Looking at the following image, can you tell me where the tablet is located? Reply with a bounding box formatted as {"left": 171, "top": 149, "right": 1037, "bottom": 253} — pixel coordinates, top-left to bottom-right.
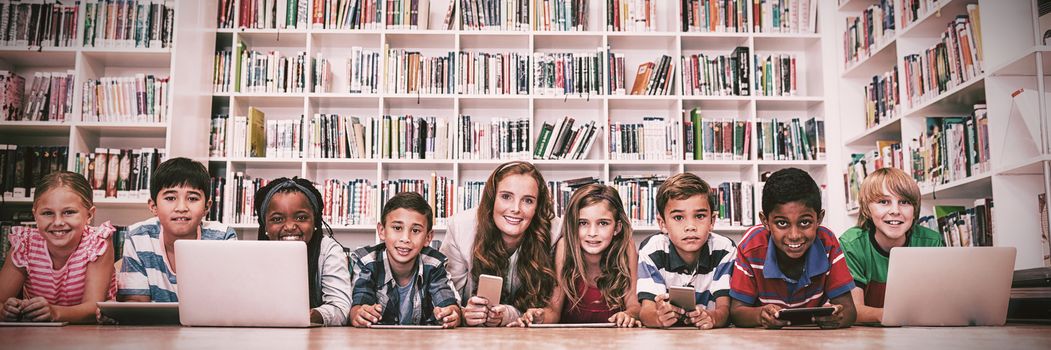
{"left": 0, "top": 321, "right": 67, "bottom": 327}
{"left": 369, "top": 324, "right": 445, "bottom": 329}
{"left": 776, "top": 306, "right": 836, "bottom": 325}
{"left": 97, "top": 301, "right": 180, "bottom": 325}
{"left": 528, "top": 323, "right": 616, "bottom": 328}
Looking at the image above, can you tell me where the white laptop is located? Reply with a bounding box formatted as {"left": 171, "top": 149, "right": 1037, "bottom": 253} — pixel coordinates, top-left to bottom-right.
{"left": 881, "top": 247, "right": 1016, "bottom": 327}
{"left": 175, "top": 240, "right": 321, "bottom": 327}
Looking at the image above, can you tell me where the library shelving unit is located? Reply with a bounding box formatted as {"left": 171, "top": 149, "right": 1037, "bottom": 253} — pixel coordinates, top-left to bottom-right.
{"left": 0, "top": 1, "right": 192, "bottom": 228}
{"left": 834, "top": 0, "right": 1051, "bottom": 268}
{"left": 163, "top": 0, "right": 833, "bottom": 251}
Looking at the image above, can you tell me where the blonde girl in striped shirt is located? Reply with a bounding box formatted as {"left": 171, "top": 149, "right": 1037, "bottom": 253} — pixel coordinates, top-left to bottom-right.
{"left": 0, "top": 171, "right": 116, "bottom": 323}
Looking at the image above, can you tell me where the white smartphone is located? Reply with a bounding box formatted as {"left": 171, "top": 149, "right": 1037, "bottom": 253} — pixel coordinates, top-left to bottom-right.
{"left": 668, "top": 286, "right": 697, "bottom": 311}
{"left": 476, "top": 274, "right": 503, "bottom": 305}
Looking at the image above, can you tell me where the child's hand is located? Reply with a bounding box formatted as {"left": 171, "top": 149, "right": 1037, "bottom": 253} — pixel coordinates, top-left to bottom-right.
{"left": 433, "top": 305, "right": 460, "bottom": 328}
{"left": 2, "top": 298, "right": 21, "bottom": 321}
{"left": 484, "top": 304, "right": 508, "bottom": 327}
{"left": 95, "top": 307, "right": 118, "bottom": 325}
{"left": 814, "top": 304, "right": 845, "bottom": 329}
{"left": 758, "top": 304, "right": 788, "bottom": 329}
{"left": 654, "top": 294, "right": 685, "bottom": 328}
{"left": 508, "top": 308, "right": 544, "bottom": 327}
{"left": 352, "top": 304, "right": 383, "bottom": 327}
{"left": 20, "top": 297, "right": 53, "bottom": 322}
{"left": 686, "top": 306, "right": 715, "bottom": 329}
{"left": 463, "top": 296, "right": 490, "bottom": 326}
{"left": 608, "top": 311, "right": 641, "bottom": 328}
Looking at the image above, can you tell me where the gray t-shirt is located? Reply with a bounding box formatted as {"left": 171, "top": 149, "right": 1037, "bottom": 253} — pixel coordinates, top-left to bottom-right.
{"left": 397, "top": 277, "right": 416, "bottom": 325}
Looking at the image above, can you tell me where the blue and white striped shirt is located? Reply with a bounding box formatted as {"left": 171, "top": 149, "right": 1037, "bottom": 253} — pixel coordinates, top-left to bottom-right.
{"left": 117, "top": 217, "right": 236, "bottom": 302}
{"left": 636, "top": 232, "right": 736, "bottom": 310}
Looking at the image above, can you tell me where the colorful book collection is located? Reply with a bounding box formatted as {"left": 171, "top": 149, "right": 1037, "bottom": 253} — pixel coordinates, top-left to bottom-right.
{"left": 613, "top": 174, "right": 664, "bottom": 226}
{"left": 385, "top": 0, "right": 431, "bottom": 29}
{"left": 455, "top": 0, "right": 531, "bottom": 31}
{"left": 0, "top": 145, "right": 68, "bottom": 199}
{"left": 901, "top": 5, "right": 983, "bottom": 109}
{"left": 532, "top": 48, "right": 611, "bottom": 96}
{"left": 310, "top": 0, "right": 383, "bottom": 29}
{"left": 756, "top": 117, "right": 823, "bottom": 161}
{"left": 864, "top": 66, "right": 899, "bottom": 129}
{"left": 844, "top": 140, "right": 904, "bottom": 212}
{"left": 609, "top": 117, "right": 681, "bottom": 161}
{"left": 681, "top": 47, "right": 750, "bottom": 96}
{"left": 221, "top": 0, "right": 310, "bottom": 29}
{"left": 0, "top": 71, "right": 75, "bottom": 122}
{"left": 236, "top": 48, "right": 312, "bottom": 93}
{"left": 680, "top": 0, "right": 817, "bottom": 33}
{"left": 384, "top": 47, "right": 456, "bottom": 94}
{"left": 381, "top": 176, "right": 456, "bottom": 225}
{"left": 348, "top": 47, "right": 381, "bottom": 93}
{"left": 842, "top": 0, "right": 896, "bottom": 67}
{"left": 712, "top": 181, "right": 755, "bottom": 227}
{"left": 231, "top": 172, "right": 270, "bottom": 224}
{"left": 533, "top": 116, "right": 601, "bottom": 160}
{"left": 82, "top": 0, "right": 175, "bottom": 49}
{"left": 629, "top": 55, "right": 675, "bottom": 96}
{"left": 899, "top": 0, "right": 952, "bottom": 30}
{"left": 0, "top": 2, "right": 79, "bottom": 48}
{"left": 458, "top": 180, "right": 485, "bottom": 211}
{"left": 82, "top": 74, "right": 170, "bottom": 123}
{"left": 682, "top": 108, "right": 752, "bottom": 161}
{"left": 321, "top": 178, "right": 377, "bottom": 226}
{"left": 457, "top": 51, "right": 531, "bottom": 95}
{"left": 909, "top": 104, "right": 990, "bottom": 189}
{"left": 71, "top": 147, "right": 165, "bottom": 200}
{"left": 608, "top": 0, "right": 655, "bottom": 32}
{"left": 753, "top": 53, "right": 798, "bottom": 97}
{"left": 208, "top": 176, "right": 226, "bottom": 222}
{"left": 531, "top": 0, "right": 590, "bottom": 31}
{"left": 547, "top": 176, "right": 602, "bottom": 216}
{"left": 917, "top": 200, "right": 994, "bottom": 248}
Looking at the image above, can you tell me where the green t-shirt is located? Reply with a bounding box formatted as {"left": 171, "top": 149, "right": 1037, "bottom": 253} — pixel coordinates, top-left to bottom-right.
{"left": 839, "top": 224, "right": 944, "bottom": 307}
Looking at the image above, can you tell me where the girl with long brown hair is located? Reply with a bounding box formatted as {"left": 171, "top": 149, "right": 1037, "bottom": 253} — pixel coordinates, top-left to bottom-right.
{"left": 439, "top": 161, "right": 558, "bottom": 326}
{"left": 510, "top": 184, "right": 641, "bottom": 327}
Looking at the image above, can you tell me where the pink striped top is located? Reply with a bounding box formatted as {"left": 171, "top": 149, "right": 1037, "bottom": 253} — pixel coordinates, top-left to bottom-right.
{"left": 9, "top": 222, "right": 117, "bottom": 306}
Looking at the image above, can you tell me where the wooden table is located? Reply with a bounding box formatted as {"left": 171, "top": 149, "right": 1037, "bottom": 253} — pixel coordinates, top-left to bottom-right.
{"left": 3, "top": 324, "right": 1051, "bottom": 349}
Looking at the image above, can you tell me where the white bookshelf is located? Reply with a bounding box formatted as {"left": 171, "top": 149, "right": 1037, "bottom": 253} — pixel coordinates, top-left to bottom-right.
{"left": 0, "top": 1, "right": 190, "bottom": 227}
{"left": 833, "top": 0, "right": 1051, "bottom": 269}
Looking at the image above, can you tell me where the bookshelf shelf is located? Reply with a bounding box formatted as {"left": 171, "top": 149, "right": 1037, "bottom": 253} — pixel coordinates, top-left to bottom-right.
{"left": 842, "top": 38, "right": 898, "bottom": 79}
{"left": 920, "top": 172, "right": 993, "bottom": 199}
{"left": 0, "top": 121, "right": 72, "bottom": 136}
{"left": 996, "top": 156, "right": 1051, "bottom": 176}
{"left": 845, "top": 116, "right": 902, "bottom": 147}
{"left": 0, "top": 196, "right": 33, "bottom": 204}
{"left": 838, "top": 0, "right": 879, "bottom": 12}
{"left": 0, "top": 50, "right": 76, "bottom": 67}
{"left": 92, "top": 197, "right": 151, "bottom": 206}
{"left": 903, "top": 74, "right": 987, "bottom": 118}
{"left": 897, "top": 0, "right": 975, "bottom": 39}
{"left": 988, "top": 46, "right": 1051, "bottom": 77}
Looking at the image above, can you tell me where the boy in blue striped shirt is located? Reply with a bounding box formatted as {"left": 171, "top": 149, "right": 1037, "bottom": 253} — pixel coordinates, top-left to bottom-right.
{"left": 350, "top": 192, "right": 462, "bottom": 327}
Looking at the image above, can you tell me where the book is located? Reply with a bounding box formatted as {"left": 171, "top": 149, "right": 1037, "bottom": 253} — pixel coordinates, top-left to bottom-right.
{"left": 246, "top": 107, "right": 267, "bottom": 157}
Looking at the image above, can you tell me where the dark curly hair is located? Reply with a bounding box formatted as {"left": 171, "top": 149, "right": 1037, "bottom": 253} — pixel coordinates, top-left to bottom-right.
{"left": 761, "top": 167, "right": 822, "bottom": 215}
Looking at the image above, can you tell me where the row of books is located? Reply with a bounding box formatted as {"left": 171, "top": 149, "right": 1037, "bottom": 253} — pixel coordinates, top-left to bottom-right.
{"left": 213, "top": 111, "right": 533, "bottom": 160}
{"left": 842, "top": 0, "right": 895, "bottom": 67}
{"left": 82, "top": 0, "right": 175, "bottom": 49}
{"left": 629, "top": 55, "right": 674, "bottom": 96}
{"left": 753, "top": 53, "right": 798, "bottom": 97}
{"left": 681, "top": 47, "right": 750, "bottom": 96}
{"left": 81, "top": 74, "right": 170, "bottom": 123}
{"left": 609, "top": 117, "right": 679, "bottom": 161}
{"left": 683, "top": 110, "right": 751, "bottom": 161}
{"left": 533, "top": 49, "right": 609, "bottom": 96}
{"left": 910, "top": 105, "right": 991, "bottom": 189}
{"left": 0, "top": 2, "right": 78, "bottom": 48}
{"left": 864, "top": 66, "right": 899, "bottom": 130}
{"left": 458, "top": 180, "right": 485, "bottom": 212}
{"left": 756, "top": 117, "right": 823, "bottom": 161}
{"left": 533, "top": 116, "right": 601, "bottom": 160}
{"left": 457, "top": 51, "right": 532, "bottom": 95}
{"left": 0, "top": 71, "right": 75, "bottom": 122}
{"left": 899, "top": 0, "right": 950, "bottom": 31}
{"left": 230, "top": 172, "right": 270, "bottom": 224}
{"left": 222, "top": 0, "right": 311, "bottom": 30}
{"left": 680, "top": 0, "right": 817, "bottom": 34}
{"left": 843, "top": 140, "right": 904, "bottom": 211}
{"left": 71, "top": 148, "right": 165, "bottom": 200}
{"left": 548, "top": 176, "right": 602, "bottom": 216}
{"left": 901, "top": 5, "right": 983, "bottom": 109}
{"left": 321, "top": 178, "right": 378, "bottom": 226}
{"left": 0, "top": 145, "right": 68, "bottom": 199}
{"left": 712, "top": 180, "right": 755, "bottom": 227}
{"left": 234, "top": 48, "right": 312, "bottom": 94}
{"left": 380, "top": 176, "right": 457, "bottom": 224}
{"left": 384, "top": 48, "right": 456, "bottom": 94}
{"left": 613, "top": 175, "right": 663, "bottom": 226}
{"left": 608, "top": 0, "right": 655, "bottom": 32}
{"left": 384, "top": 0, "right": 431, "bottom": 29}
{"left": 309, "top": 0, "right": 382, "bottom": 29}
{"left": 917, "top": 200, "right": 994, "bottom": 248}
{"left": 208, "top": 176, "right": 226, "bottom": 222}
{"left": 314, "top": 55, "right": 334, "bottom": 93}
{"left": 348, "top": 47, "right": 381, "bottom": 93}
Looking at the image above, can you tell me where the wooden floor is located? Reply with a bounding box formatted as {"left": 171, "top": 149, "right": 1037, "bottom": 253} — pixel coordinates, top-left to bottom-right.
{"left": 3, "top": 324, "right": 1051, "bottom": 349}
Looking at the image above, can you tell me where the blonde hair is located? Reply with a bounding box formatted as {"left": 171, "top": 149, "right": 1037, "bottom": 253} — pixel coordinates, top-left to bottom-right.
{"left": 857, "top": 168, "right": 921, "bottom": 227}
{"left": 558, "top": 184, "right": 633, "bottom": 310}
{"left": 33, "top": 171, "right": 94, "bottom": 210}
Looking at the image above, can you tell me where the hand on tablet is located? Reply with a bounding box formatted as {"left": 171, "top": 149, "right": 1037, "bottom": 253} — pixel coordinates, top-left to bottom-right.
{"left": 758, "top": 304, "right": 788, "bottom": 329}
{"left": 654, "top": 294, "right": 685, "bottom": 328}
{"left": 95, "top": 307, "right": 118, "bottom": 325}
{"left": 352, "top": 304, "right": 384, "bottom": 327}
{"left": 433, "top": 305, "right": 460, "bottom": 328}
{"left": 686, "top": 306, "right": 715, "bottom": 330}
{"left": 508, "top": 308, "right": 544, "bottom": 327}
{"left": 814, "top": 304, "right": 844, "bottom": 329}
{"left": 2, "top": 298, "right": 20, "bottom": 321}
{"left": 608, "top": 311, "right": 641, "bottom": 328}
{"left": 20, "top": 297, "right": 54, "bottom": 322}
{"left": 463, "top": 296, "right": 490, "bottom": 326}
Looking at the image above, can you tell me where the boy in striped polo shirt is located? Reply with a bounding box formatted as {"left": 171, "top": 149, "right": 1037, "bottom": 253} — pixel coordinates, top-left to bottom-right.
{"left": 637, "top": 173, "right": 735, "bottom": 329}
{"left": 729, "top": 168, "right": 856, "bottom": 329}
{"left": 117, "top": 158, "right": 236, "bottom": 302}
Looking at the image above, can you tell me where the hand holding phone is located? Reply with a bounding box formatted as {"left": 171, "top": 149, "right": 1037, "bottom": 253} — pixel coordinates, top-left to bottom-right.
{"left": 476, "top": 274, "right": 503, "bottom": 305}
{"left": 667, "top": 286, "right": 696, "bottom": 311}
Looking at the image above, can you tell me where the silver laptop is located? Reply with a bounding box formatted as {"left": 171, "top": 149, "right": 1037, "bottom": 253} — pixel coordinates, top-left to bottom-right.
{"left": 175, "top": 240, "right": 320, "bottom": 327}
{"left": 882, "top": 247, "right": 1016, "bottom": 326}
